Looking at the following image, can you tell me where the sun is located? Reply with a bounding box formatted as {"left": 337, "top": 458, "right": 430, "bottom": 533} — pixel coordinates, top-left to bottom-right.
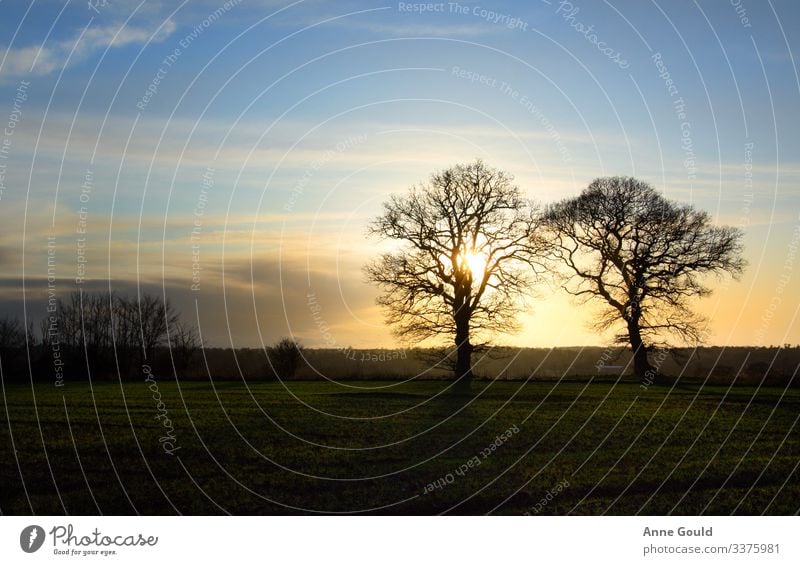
{"left": 460, "top": 249, "right": 488, "bottom": 280}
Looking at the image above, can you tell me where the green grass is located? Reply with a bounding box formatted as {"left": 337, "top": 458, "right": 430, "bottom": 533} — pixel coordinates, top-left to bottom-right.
{"left": 1, "top": 379, "right": 798, "bottom": 515}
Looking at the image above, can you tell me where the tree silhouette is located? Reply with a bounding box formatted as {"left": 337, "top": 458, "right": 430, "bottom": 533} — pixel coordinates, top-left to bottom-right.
{"left": 168, "top": 319, "right": 203, "bottom": 376}
{"left": 0, "top": 315, "right": 25, "bottom": 350}
{"left": 268, "top": 337, "right": 304, "bottom": 379}
{"left": 0, "top": 315, "right": 26, "bottom": 377}
{"left": 39, "top": 291, "right": 194, "bottom": 379}
{"left": 546, "top": 177, "right": 745, "bottom": 383}
{"left": 365, "top": 160, "right": 547, "bottom": 385}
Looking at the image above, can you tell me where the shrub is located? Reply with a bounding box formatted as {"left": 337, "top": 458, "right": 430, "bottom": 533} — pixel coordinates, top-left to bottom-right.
{"left": 268, "top": 338, "right": 304, "bottom": 379}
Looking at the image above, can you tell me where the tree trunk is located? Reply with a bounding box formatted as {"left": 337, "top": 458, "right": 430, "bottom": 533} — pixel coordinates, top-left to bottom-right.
{"left": 627, "top": 320, "right": 655, "bottom": 384}
{"left": 454, "top": 312, "right": 473, "bottom": 389}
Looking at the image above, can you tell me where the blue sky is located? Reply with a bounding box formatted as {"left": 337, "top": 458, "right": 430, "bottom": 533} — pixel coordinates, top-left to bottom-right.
{"left": 1, "top": 0, "right": 799, "bottom": 348}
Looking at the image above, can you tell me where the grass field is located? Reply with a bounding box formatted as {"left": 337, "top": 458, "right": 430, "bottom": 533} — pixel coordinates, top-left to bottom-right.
{"left": 1, "top": 379, "right": 798, "bottom": 515}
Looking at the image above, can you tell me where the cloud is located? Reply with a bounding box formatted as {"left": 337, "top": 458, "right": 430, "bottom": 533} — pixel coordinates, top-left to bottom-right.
{"left": 79, "top": 18, "right": 176, "bottom": 51}
{"left": 336, "top": 21, "right": 494, "bottom": 38}
{"left": 0, "top": 46, "right": 45, "bottom": 77}
{"left": 0, "top": 247, "right": 389, "bottom": 349}
{"left": 0, "top": 19, "right": 176, "bottom": 81}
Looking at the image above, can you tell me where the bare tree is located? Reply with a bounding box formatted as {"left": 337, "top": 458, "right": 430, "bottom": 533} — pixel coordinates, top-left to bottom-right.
{"left": 0, "top": 315, "right": 26, "bottom": 375}
{"left": 364, "top": 160, "right": 547, "bottom": 385}
{"left": 43, "top": 291, "right": 182, "bottom": 378}
{"left": 545, "top": 177, "right": 745, "bottom": 382}
{"left": 55, "top": 292, "right": 83, "bottom": 350}
{"left": 0, "top": 315, "right": 25, "bottom": 350}
{"left": 168, "top": 319, "right": 202, "bottom": 376}
{"left": 117, "top": 294, "right": 178, "bottom": 365}
{"left": 82, "top": 292, "right": 114, "bottom": 373}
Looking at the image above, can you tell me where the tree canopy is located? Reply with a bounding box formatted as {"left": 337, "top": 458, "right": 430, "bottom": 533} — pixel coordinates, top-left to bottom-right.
{"left": 365, "top": 160, "right": 547, "bottom": 382}
{"left": 546, "top": 176, "right": 746, "bottom": 381}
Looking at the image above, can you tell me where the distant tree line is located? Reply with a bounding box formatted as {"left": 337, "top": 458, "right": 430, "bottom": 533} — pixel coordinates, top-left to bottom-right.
{"left": 178, "top": 345, "right": 800, "bottom": 386}
{"left": 0, "top": 291, "right": 201, "bottom": 382}
{"left": 0, "top": 292, "right": 310, "bottom": 382}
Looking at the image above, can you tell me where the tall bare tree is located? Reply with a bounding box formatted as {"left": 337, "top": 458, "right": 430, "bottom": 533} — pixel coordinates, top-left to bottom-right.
{"left": 364, "top": 160, "right": 547, "bottom": 384}
{"left": 545, "top": 177, "right": 745, "bottom": 382}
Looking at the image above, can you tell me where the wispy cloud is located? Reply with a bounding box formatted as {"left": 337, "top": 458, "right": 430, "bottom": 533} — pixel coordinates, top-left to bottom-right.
{"left": 266, "top": 4, "right": 494, "bottom": 38}
{"left": 0, "top": 19, "right": 176, "bottom": 81}
{"left": 333, "top": 20, "right": 494, "bottom": 37}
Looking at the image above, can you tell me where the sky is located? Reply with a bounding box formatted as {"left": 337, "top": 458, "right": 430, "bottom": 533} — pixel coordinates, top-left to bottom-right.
{"left": 0, "top": 0, "right": 799, "bottom": 349}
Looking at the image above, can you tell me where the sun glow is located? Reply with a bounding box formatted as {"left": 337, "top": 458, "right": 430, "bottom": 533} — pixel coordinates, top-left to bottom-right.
{"left": 459, "top": 249, "right": 488, "bottom": 280}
